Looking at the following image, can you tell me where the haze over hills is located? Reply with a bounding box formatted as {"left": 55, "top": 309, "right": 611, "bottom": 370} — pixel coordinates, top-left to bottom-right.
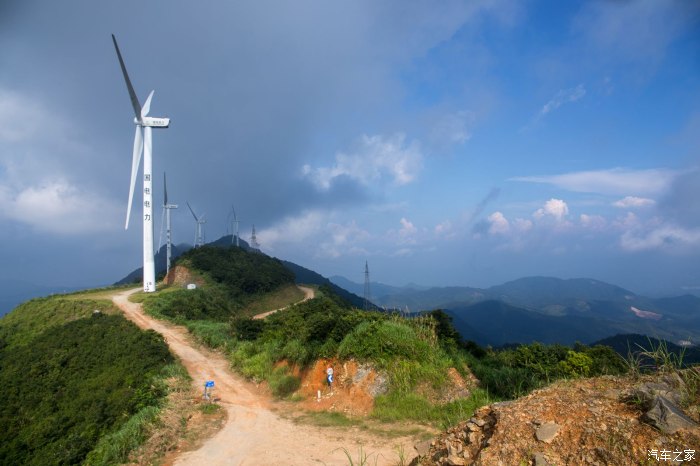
{"left": 331, "top": 276, "right": 700, "bottom": 347}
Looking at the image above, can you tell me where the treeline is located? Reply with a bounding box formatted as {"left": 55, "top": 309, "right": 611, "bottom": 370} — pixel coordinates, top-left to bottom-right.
{"left": 0, "top": 305, "right": 173, "bottom": 465}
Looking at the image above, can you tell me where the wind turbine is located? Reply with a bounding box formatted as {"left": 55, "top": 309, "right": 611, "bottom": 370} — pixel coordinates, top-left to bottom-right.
{"left": 227, "top": 205, "right": 240, "bottom": 247}
{"left": 187, "top": 201, "right": 206, "bottom": 247}
{"left": 162, "top": 173, "right": 178, "bottom": 275}
{"left": 250, "top": 224, "right": 260, "bottom": 250}
{"left": 112, "top": 34, "right": 170, "bottom": 293}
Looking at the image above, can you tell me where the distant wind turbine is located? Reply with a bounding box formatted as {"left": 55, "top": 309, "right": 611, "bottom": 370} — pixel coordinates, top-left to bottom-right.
{"left": 187, "top": 201, "right": 206, "bottom": 247}
{"left": 112, "top": 34, "right": 170, "bottom": 293}
{"left": 162, "top": 173, "right": 178, "bottom": 275}
{"left": 227, "top": 205, "right": 240, "bottom": 247}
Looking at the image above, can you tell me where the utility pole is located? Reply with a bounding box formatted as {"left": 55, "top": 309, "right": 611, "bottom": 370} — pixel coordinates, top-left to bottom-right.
{"left": 364, "top": 260, "right": 371, "bottom": 311}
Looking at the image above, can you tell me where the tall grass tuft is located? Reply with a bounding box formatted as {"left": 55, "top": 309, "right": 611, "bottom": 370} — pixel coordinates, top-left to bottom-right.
{"left": 84, "top": 406, "right": 160, "bottom": 465}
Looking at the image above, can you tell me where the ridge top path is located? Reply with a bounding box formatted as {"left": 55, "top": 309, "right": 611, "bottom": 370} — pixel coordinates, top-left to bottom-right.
{"left": 112, "top": 288, "right": 416, "bottom": 465}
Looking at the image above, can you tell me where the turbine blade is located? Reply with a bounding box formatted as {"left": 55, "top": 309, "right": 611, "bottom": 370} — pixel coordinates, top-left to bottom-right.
{"left": 163, "top": 172, "right": 168, "bottom": 206}
{"left": 142, "top": 90, "right": 154, "bottom": 118}
{"left": 125, "top": 126, "right": 143, "bottom": 229}
{"left": 186, "top": 201, "right": 198, "bottom": 221}
{"left": 111, "top": 34, "right": 142, "bottom": 121}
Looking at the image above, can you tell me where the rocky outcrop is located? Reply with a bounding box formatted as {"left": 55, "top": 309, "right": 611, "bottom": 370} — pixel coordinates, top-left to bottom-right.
{"left": 412, "top": 375, "right": 700, "bottom": 466}
{"left": 164, "top": 265, "right": 205, "bottom": 287}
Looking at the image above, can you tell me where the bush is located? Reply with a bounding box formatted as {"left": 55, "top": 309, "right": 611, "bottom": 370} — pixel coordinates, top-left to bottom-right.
{"left": 269, "top": 368, "right": 301, "bottom": 398}
{"left": 338, "top": 320, "right": 431, "bottom": 364}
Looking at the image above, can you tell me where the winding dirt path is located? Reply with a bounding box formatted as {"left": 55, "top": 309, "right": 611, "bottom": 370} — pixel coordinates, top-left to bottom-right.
{"left": 253, "top": 285, "right": 315, "bottom": 320}
{"left": 112, "top": 288, "right": 417, "bottom": 465}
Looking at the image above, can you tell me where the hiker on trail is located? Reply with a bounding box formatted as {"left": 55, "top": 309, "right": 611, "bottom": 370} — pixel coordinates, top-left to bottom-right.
{"left": 326, "top": 366, "right": 334, "bottom": 392}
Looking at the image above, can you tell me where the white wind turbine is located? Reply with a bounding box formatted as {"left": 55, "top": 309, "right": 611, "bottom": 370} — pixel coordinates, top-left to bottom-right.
{"left": 227, "top": 205, "right": 240, "bottom": 247}
{"left": 162, "top": 173, "right": 178, "bottom": 275}
{"left": 112, "top": 34, "right": 170, "bottom": 293}
{"left": 187, "top": 201, "right": 206, "bottom": 247}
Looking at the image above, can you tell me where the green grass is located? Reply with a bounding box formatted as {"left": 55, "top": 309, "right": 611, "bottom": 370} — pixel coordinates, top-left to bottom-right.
{"left": 186, "top": 320, "right": 232, "bottom": 349}
{"left": 372, "top": 388, "right": 493, "bottom": 428}
{"left": 0, "top": 296, "right": 119, "bottom": 349}
{"left": 84, "top": 405, "right": 160, "bottom": 465}
{"left": 241, "top": 284, "right": 305, "bottom": 317}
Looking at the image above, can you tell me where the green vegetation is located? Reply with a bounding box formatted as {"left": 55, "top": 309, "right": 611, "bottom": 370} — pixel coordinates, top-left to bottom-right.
{"left": 0, "top": 307, "right": 174, "bottom": 465}
{"left": 0, "top": 296, "right": 118, "bottom": 348}
{"left": 141, "top": 245, "right": 297, "bottom": 322}
{"left": 464, "top": 340, "right": 627, "bottom": 399}
{"left": 179, "top": 245, "right": 295, "bottom": 301}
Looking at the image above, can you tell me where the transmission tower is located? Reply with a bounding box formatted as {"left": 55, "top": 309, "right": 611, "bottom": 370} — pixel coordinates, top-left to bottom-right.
{"left": 364, "top": 260, "right": 371, "bottom": 311}
{"left": 250, "top": 224, "right": 260, "bottom": 251}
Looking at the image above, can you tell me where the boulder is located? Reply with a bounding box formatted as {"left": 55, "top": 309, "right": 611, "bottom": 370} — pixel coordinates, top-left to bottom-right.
{"left": 643, "top": 395, "right": 698, "bottom": 434}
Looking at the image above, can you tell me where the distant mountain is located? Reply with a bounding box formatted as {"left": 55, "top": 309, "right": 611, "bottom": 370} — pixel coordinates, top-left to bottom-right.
{"left": 329, "top": 275, "right": 700, "bottom": 346}
{"left": 446, "top": 300, "right": 614, "bottom": 347}
{"left": 329, "top": 276, "right": 427, "bottom": 302}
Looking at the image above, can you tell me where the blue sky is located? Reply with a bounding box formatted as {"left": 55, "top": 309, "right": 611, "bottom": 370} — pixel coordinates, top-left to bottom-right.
{"left": 1, "top": 0, "right": 699, "bottom": 297}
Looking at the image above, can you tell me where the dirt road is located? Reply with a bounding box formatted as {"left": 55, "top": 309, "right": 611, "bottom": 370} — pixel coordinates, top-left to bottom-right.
{"left": 113, "top": 288, "right": 417, "bottom": 465}
{"left": 253, "top": 285, "right": 315, "bottom": 320}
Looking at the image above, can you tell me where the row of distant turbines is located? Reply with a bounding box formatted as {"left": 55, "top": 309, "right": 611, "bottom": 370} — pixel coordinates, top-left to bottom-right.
{"left": 112, "top": 35, "right": 258, "bottom": 293}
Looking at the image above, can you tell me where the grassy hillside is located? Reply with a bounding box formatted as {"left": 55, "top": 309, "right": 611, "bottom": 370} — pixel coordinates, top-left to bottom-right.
{"left": 0, "top": 296, "right": 175, "bottom": 465}
{"left": 141, "top": 246, "right": 299, "bottom": 323}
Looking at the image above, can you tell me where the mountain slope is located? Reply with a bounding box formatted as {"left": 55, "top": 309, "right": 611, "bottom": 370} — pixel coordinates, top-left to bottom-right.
{"left": 446, "top": 300, "right": 614, "bottom": 346}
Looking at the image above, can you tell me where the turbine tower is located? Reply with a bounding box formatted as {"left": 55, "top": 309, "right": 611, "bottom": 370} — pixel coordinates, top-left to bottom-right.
{"left": 113, "top": 34, "right": 170, "bottom": 293}
{"left": 187, "top": 201, "right": 206, "bottom": 247}
{"left": 227, "top": 205, "right": 240, "bottom": 247}
{"left": 162, "top": 173, "right": 178, "bottom": 275}
{"left": 364, "top": 260, "right": 371, "bottom": 311}
{"left": 250, "top": 224, "right": 260, "bottom": 251}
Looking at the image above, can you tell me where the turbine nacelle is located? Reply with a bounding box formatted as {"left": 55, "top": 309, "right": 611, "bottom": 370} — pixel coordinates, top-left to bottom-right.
{"left": 137, "top": 116, "right": 170, "bottom": 128}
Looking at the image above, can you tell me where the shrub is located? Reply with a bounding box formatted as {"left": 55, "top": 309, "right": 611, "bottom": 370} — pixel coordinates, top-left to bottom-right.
{"left": 558, "top": 350, "right": 593, "bottom": 378}
{"left": 269, "top": 368, "right": 301, "bottom": 398}
{"left": 338, "top": 320, "right": 431, "bottom": 364}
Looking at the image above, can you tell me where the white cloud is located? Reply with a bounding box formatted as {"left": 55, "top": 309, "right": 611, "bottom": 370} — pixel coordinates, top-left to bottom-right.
{"left": 580, "top": 214, "right": 607, "bottom": 231}
{"left": 540, "top": 84, "right": 586, "bottom": 117}
{"left": 303, "top": 133, "right": 423, "bottom": 190}
{"left": 257, "top": 210, "right": 372, "bottom": 259}
{"left": 257, "top": 210, "right": 325, "bottom": 248}
{"left": 533, "top": 198, "right": 569, "bottom": 221}
{"left": 513, "top": 168, "right": 679, "bottom": 196}
{"left": 0, "top": 180, "right": 120, "bottom": 234}
{"left": 613, "top": 196, "right": 656, "bottom": 209}
{"left": 513, "top": 218, "right": 533, "bottom": 232}
{"left": 399, "top": 217, "right": 417, "bottom": 237}
{"left": 434, "top": 220, "right": 455, "bottom": 238}
{"left": 487, "top": 211, "right": 510, "bottom": 234}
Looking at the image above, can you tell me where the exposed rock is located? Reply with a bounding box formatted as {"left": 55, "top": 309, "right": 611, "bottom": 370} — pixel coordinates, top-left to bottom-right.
{"left": 414, "top": 440, "right": 431, "bottom": 457}
{"left": 533, "top": 452, "right": 549, "bottom": 466}
{"left": 643, "top": 395, "right": 699, "bottom": 434}
{"left": 445, "top": 455, "right": 465, "bottom": 466}
{"left": 535, "top": 422, "right": 560, "bottom": 443}
{"left": 410, "top": 375, "right": 700, "bottom": 466}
